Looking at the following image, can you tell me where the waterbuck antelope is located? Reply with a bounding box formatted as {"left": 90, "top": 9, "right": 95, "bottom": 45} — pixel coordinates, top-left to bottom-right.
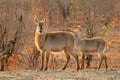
{"left": 73, "top": 29, "right": 108, "bottom": 70}
{"left": 34, "top": 19, "right": 79, "bottom": 71}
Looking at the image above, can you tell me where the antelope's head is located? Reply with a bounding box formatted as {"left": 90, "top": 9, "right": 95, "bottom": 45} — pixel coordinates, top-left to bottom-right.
{"left": 35, "top": 18, "right": 48, "bottom": 34}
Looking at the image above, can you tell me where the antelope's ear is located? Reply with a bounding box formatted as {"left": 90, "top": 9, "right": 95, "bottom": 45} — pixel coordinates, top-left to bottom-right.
{"left": 79, "top": 28, "right": 81, "bottom": 31}
{"left": 35, "top": 21, "right": 39, "bottom": 26}
{"left": 43, "top": 16, "right": 47, "bottom": 22}
{"left": 34, "top": 18, "right": 39, "bottom": 26}
{"left": 34, "top": 20, "right": 39, "bottom": 26}
{"left": 76, "top": 25, "right": 81, "bottom": 32}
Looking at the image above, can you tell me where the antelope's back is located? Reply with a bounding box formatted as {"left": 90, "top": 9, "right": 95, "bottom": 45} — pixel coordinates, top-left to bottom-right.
{"left": 84, "top": 37, "right": 106, "bottom": 51}
{"left": 45, "top": 31, "right": 75, "bottom": 49}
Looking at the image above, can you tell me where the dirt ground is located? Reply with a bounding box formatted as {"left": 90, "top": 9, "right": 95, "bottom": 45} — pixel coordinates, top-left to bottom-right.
{"left": 0, "top": 69, "right": 120, "bottom": 80}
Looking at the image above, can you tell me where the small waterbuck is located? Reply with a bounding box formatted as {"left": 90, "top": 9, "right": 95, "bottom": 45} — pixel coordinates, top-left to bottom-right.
{"left": 74, "top": 29, "right": 108, "bottom": 70}
{"left": 34, "top": 19, "right": 79, "bottom": 71}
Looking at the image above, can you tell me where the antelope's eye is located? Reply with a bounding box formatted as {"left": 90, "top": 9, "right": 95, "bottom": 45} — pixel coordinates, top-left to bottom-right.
{"left": 39, "top": 23, "right": 43, "bottom": 27}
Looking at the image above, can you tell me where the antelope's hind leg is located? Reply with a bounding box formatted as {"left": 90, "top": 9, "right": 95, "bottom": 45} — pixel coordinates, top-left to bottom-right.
{"left": 62, "top": 49, "right": 70, "bottom": 70}
{"left": 68, "top": 49, "right": 80, "bottom": 71}
{"left": 104, "top": 55, "right": 108, "bottom": 70}
{"left": 98, "top": 51, "right": 106, "bottom": 70}
{"left": 98, "top": 50, "right": 108, "bottom": 70}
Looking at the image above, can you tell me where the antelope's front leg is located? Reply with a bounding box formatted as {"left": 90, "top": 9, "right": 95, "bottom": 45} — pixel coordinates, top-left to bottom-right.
{"left": 44, "top": 51, "right": 50, "bottom": 71}
{"left": 40, "top": 50, "right": 45, "bottom": 70}
{"left": 81, "top": 52, "right": 85, "bottom": 69}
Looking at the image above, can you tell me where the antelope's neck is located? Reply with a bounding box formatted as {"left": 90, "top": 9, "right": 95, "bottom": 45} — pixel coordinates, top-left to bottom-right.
{"left": 34, "top": 28, "right": 46, "bottom": 50}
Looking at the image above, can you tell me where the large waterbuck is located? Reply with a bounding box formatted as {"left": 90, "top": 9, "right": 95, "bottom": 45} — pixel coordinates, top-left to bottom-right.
{"left": 34, "top": 19, "right": 80, "bottom": 71}
{"left": 73, "top": 29, "right": 108, "bottom": 70}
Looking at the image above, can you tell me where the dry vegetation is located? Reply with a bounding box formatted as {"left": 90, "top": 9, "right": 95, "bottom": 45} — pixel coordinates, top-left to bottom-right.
{"left": 0, "top": 0, "right": 120, "bottom": 80}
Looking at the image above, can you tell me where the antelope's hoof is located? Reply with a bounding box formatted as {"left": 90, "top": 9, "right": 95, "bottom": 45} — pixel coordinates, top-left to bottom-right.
{"left": 77, "top": 67, "right": 80, "bottom": 71}
{"left": 40, "top": 67, "right": 43, "bottom": 71}
{"left": 80, "top": 67, "right": 84, "bottom": 70}
{"left": 106, "top": 66, "right": 108, "bottom": 70}
{"left": 44, "top": 67, "right": 48, "bottom": 71}
{"left": 62, "top": 67, "right": 66, "bottom": 70}
{"left": 98, "top": 67, "right": 100, "bottom": 70}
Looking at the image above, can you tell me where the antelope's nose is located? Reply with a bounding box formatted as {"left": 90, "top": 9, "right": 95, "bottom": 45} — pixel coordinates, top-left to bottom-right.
{"left": 40, "top": 30, "right": 42, "bottom": 33}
